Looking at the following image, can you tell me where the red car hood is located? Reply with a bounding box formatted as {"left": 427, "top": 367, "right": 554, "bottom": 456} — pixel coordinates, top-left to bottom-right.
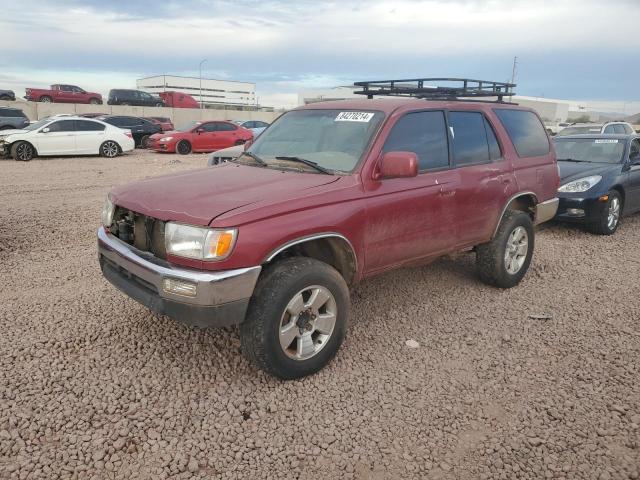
{"left": 110, "top": 163, "right": 340, "bottom": 226}
{"left": 150, "top": 130, "right": 187, "bottom": 139}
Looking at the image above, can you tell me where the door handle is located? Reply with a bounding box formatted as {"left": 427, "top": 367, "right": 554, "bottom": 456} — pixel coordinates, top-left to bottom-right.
{"left": 439, "top": 186, "right": 456, "bottom": 197}
{"left": 498, "top": 174, "right": 511, "bottom": 184}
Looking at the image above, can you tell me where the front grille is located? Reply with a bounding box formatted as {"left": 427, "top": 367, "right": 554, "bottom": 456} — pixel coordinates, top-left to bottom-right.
{"left": 109, "top": 207, "right": 167, "bottom": 259}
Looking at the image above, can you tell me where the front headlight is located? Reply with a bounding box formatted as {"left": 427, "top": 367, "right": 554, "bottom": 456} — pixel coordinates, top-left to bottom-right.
{"left": 558, "top": 175, "right": 602, "bottom": 193}
{"left": 101, "top": 196, "right": 115, "bottom": 227}
{"left": 160, "top": 136, "right": 173, "bottom": 142}
{"left": 165, "top": 223, "right": 237, "bottom": 261}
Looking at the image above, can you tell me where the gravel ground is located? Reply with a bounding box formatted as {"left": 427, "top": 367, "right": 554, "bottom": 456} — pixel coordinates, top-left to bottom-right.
{"left": 1, "top": 150, "right": 639, "bottom": 480}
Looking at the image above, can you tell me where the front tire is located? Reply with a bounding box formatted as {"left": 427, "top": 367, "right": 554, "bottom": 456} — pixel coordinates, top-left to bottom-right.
{"left": 240, "top": 257, "right": 349, "bottom": 379}
{"left": 89, "top": 98, "right": 100, "bottom": 105}
{"left": 176, "top": 140, "right": 191, "bottom": 155}
{"left": 11, "top": 141, "right": 35, "bottom": 161}
{"left": 39, "top": 96, "right": 52, "bottom": 103}
{"left": 234, "top": 139, "right": 246, "bottom": 146}
{"left": 587, "top": 190, "right": 622, "bottom": 235}
{"left": 476, "top": 210, "right": 534, "bottom": 288}
{"left": 100, "top": 140, "right": 120, "bottom": 158}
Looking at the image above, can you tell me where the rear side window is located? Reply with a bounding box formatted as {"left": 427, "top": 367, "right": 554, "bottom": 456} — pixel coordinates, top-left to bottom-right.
{"left": 494, "top": 109, "right": 550, "bottom": 157}
{"left": 47, "top": 120, "right": 76, "bottom": 132}
{"left": 624, "top": 125, "right": 634, "bottom": 134}
{"left": 217, "top": 123, "right": 237, "bottom": 131}
{"left": 75, "top": 120, "right": 105, "bottom": 131}
{"left": 383, "top": 111, "right": 449, "bottom": 170}
{"left": 603, "top": 125, "right": 615, "bottom": 134}
{"left": 448, "top": 111, "right": 490, "bottom": 166}
{"left": 0, "top": 109, "right": 24, "bottom": 118}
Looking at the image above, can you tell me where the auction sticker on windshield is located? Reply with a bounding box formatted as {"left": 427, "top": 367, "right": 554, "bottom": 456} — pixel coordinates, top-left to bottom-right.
{"left": 335, "top": 112, "right": 375, "bottom": 122}
{"left": 595, "top": 139, "right": 619, "bottom": 144}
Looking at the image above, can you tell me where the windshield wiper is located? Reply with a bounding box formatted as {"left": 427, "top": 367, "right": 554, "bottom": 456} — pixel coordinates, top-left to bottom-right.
{"left": 275, "top": 156, "right": 332, "bottom": 175}
{"left": 558, "top": 158, "right": 586, "bottom": 162}
{"left": 236, "top": 151, "right": 267, "bottom": 166}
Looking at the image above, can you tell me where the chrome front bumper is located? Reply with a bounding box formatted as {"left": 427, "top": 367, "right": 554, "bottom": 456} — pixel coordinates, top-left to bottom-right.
{"left": 97, "top": 227, "right": 261, "bottom": 327}
{"left": 535, "top": 197, "right": 559, "bottom": 225}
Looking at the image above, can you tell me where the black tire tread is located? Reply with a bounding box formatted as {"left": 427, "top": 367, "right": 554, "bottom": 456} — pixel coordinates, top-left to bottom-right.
{"left": 240, "top": 257, "right": 348, "bottom": 379}
{"left": 586, "top": 190, "right": 621, "bottom": 235}
{"left": 476, "top": 210, "right": 534, "bottom": 288}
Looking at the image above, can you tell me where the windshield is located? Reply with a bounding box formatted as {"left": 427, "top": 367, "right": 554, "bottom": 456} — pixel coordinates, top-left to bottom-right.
{"left": 557, "top": 126, "right": 602, "bottom": 136}
{"left": 177, "top": 121, "right": 200, "bottom": 132}
{"left": 245, "top": 109, "right": 384, "bottom": 173}
{"left": 554, "top": 138, "right": 626, "bottom": 164}
{"left": 24, "top": 119, "right": 52, "bottom": 131}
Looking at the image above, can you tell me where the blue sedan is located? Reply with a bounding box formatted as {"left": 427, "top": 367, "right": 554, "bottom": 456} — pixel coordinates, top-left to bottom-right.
{"left": 554, "top": 134, "right": 640, "bottom": 235}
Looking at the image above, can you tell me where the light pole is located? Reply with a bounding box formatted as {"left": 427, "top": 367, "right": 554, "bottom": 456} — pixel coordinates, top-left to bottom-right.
{"left": 199, "top": 59, "right": 207, "bottom": 109}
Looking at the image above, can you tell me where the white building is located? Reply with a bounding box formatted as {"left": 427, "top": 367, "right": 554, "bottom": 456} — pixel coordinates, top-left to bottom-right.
{"left": 137, "top": 75, "right": 256, "bottom": 108}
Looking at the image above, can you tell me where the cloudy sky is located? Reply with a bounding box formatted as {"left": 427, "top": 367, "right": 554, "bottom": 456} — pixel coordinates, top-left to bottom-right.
{"left": 1, "top": 0, "right": 638, "bottom": 108}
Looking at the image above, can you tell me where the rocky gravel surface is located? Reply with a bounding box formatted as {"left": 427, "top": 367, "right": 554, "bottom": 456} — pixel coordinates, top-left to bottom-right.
{"left": 1, "top": 150, "right": 639, "bottom": 479}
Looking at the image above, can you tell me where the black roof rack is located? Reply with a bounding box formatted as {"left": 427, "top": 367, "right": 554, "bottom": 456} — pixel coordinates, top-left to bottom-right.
{"left": 353, "top": 77, "right": 516, "bottom": 103}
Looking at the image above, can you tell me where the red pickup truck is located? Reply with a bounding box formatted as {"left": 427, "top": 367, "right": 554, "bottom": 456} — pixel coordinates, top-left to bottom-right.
{"left": 98, "top": 78, "right": 559, "bottom": 379}
{"left": 25, "top": 84, "right": 103, "bottom": 104}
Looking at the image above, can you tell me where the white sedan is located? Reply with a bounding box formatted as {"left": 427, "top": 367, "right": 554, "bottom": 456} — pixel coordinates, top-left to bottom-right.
{"left": 0, "top": 116, "right": 135, "bottom": 161}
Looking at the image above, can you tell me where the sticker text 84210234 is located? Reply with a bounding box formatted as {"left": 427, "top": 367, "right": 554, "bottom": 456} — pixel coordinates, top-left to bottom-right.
{"left": 335, "top": 112, "right": 374, "bottom": 122}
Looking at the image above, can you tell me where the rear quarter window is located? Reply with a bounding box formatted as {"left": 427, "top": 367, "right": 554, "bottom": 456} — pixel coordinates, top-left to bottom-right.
{"left": 494, "top": 109, "right": 550, "bottom": 158}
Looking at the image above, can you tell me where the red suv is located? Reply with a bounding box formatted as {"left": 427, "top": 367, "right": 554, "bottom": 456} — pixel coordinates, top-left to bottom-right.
{"left": 147, "top": 120, "right": 253, "bottom": 154}
{"left": 98, "top": 79, "right": 559, "bottom": 379}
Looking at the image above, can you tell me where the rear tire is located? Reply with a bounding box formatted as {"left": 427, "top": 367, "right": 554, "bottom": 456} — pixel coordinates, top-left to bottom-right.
{"left": 139, "top": 135, "right": 150, "bottom": 149}
{"left": 0, "top": 95, "right": 11, "bottom": 101}
{"left": 234, "top": 139, "right": 246, "bottom": 146}
{"left": 155, "top": 102, "right": 164, "bottom": 107}
{"left": 587, "top": 190, "right": 622, "bottom": 235}
{"left": 39, "top": 96, "right": 52, "bottom": 103}
{"left": 240, "top": 257, "right": 349, "bottom": 379}
{"left": 11, "top": 141, "right": 35, "bottom": 161}
{"left": 176, "top": 140, "right": 191, "bottom": 155}
{"left": 476, "top": 210, "right": 534, "bottom": 288}
{"left": 100, "top": 140, "right": 120, "bottom": 158}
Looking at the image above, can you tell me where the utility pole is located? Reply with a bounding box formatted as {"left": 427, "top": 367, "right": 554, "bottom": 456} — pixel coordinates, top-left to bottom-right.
{"left": 199, "top": 59, "right": 207, "bottom": 109}
{"left": 509, "top": 56, "right": 518, "bottom": 102}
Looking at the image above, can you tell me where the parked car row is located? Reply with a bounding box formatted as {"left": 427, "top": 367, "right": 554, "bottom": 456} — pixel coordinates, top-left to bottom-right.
{"left": 17, "top": 83, "right": 202, "bottom": 108}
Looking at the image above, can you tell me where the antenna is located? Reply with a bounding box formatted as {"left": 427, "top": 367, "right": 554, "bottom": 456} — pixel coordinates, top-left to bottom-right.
{"left": 510, "top": 56, "right": 518, "bottom": 102}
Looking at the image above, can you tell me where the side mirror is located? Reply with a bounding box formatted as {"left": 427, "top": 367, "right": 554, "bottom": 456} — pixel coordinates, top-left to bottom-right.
{"left": 41, "top": 127, "right": 50, "bottom": 133}
{"left": 196, "top": 128, "right": 204, "bottom": 134}
{"left": 375, "top": 151, "right": 419, "bottom": 180}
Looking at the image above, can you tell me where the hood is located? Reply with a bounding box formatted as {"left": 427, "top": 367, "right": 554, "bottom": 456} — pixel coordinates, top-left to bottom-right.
{"left": 0, "top": 129, "right": 28, "bottom": 139}
{"left": 110, "top": 163, "right": 340, "bottom": 226}
{"left": 558, "top": 161, "right": 618, "bottom": 184}
{"left": 150, "top": 130, "right": 186, "bottom": 138}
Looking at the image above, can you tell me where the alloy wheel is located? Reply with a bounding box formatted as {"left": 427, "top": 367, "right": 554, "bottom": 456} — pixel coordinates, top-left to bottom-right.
{"left": 102, "top": 141, "right": 118, "bottom": 158}
{"left": 504, "top": 226, "right": 528, "bottom": 275}
{"left": 279, "top": 285, "right": 337, "bottom": 361}
{"left": 16, "top": 143, "right": 33, "bottom": 161}
{"left": 607, "top": 197, "right": 620, "bottom": 230}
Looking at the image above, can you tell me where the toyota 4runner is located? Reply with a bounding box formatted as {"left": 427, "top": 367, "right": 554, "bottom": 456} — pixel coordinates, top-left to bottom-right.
{"left": 98, "top": 78, "right": 559, "bottom": 379}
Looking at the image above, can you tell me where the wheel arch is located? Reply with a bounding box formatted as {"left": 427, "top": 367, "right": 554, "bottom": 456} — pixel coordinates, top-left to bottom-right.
{"left": 610, "top": 184, "right": 625, "bottom": 209}
{"left": 9, "top": 140, "right": 38, "bottom": 157}
{"left": 492, "top": 192, "right": 538, "bottom": 238}
{"left": 263, "top": 233, "right": 358, "bottom": 285}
